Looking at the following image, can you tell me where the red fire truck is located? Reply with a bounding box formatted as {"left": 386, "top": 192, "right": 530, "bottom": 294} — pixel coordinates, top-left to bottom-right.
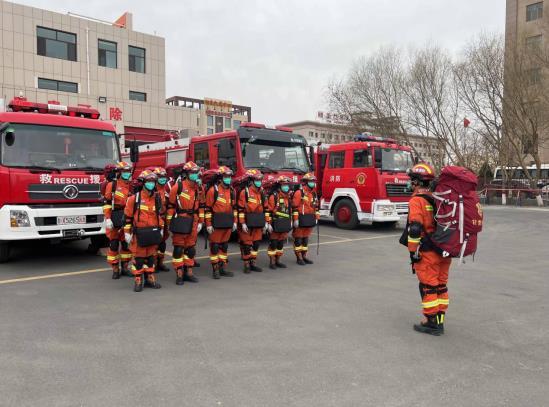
{"left": 315, "top": 134, "right": 413, "bottom": 229}
{"left": 0, "top": 97, "right": 121, "bottom": 262}
{"left": 125, "top": 122, "right": 313, "bottom": 183}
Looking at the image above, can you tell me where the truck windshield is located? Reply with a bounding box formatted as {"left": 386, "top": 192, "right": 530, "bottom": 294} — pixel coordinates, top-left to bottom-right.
{"left": 376, "top": 148, "right": 413, "bottom": 172}
{"left": 0, "top": 124, "right": 118, "bottom": 170}
{"left": 239, "top": 128, "right": 310, "bottom": 173}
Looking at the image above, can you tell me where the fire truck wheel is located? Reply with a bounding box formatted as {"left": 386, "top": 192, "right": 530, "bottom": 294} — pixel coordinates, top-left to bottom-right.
{"left": 87, "top": 235, "right": 108, "bottom": 255}
{"left": 0, "top": 241, "right": 10, "bottom": 263}
{"left": 333, "top": 199, "right": 359, "bottom": 230}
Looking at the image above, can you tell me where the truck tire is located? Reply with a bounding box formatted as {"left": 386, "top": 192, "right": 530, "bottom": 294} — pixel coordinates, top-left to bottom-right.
{"left": 333, "top": 199, "right": 359, "bottom": 230}
{"left": 373, "top": 221, "right": 398, "bottom": 229}
{"left": 0, "top": 241, "right": 10, "bottom": 263}
{"left": 87, "top": 235, "right": 108, "bottom": 255}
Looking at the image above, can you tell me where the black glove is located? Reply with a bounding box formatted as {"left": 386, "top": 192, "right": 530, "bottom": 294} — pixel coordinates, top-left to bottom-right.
{"left": 410, "top": 251, "right": 421, "bottom": 264}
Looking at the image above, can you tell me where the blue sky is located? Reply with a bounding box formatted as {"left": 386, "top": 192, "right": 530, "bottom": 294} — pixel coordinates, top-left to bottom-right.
{"left": 13, "top": 0, "right": 506, "bottom": 124}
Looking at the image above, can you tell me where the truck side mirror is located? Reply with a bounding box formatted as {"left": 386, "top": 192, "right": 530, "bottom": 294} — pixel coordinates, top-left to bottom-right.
{"left": 130, "top": 142, "right": 139, "bottom": 163}
{"left": 309, "top": 145, "right": 315, "bottom": 171}
{"left": 4, "top": 129, "right": 15, "bottom": 146}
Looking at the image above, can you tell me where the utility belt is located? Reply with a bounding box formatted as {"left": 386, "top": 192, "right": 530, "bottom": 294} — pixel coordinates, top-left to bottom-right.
{"left": 176, "top": 209, "right": 195, "bottom": 215}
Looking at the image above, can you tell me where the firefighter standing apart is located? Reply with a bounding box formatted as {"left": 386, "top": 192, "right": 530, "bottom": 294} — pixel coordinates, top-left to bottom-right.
{"left": 292, "top": 172, "right": 320, "bottom": 265}
{"left": 168, "top": 161, "right": 204, "bottom": 285}
{"left": 103, "top": 161, "right": 133, "bottom": 279}
{"left": 205, "top": 166, "right": 238, "bottom": 279}
{"left": 265, "top": 175, "right": 292, "bottom": 269}
{"left": 237, "top": 169, "right": 267, "bottom": 273}
{"left": 152, "top": 167, "right": 170, "bottom": 272}
{"left": 406, "top": 163, "right": 451, "bottom": 336}
{"left": 124, "top": 170, "right": 163, "bottom": 292}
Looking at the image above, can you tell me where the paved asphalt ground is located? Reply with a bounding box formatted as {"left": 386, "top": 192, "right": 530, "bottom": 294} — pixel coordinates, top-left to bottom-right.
{"left": 0, "top": 206, "right": 548, "bottom": 407}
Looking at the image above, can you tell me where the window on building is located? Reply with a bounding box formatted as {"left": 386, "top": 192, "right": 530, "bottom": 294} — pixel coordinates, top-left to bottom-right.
{"left": 128, "top": 45, "right": 146, "bottom": 73}
{"left": 527, "top": 2, "right": 543, "bottom": 21}
{"left": 233, "top": 120, "right": 241, "bottom": 128}
{"left": 321, "top": 133, "right": 325, "bottom": 139}
{"left": 328, "top": 151, "right": 345, "bottom": 168}
{"left": 129, "top": 91, "right": 147, "bottom": 102}
{"left": 224, "top": 117, "right": 232, "bottom": 129}
{"left": 353, "top": 149, "right": 372, "bottom": 168}
{"left": 37, "top": 27, "right": 77, "bottom": 61}
{"left": 207, "top": 128, "right": 214, "bottom": 135}
{"left": 315, "top": 132, "right": 319, "bottom": 138}
{"left": 193, "top": 142, "right": 210, "bottom": 169}
{"left": 207, "top": 116, "right": 214, "bottom": 127}
{"left": 526, "top": 34, "right": 543, "bottom": 49}
{"left": 528, "top": 67, "right": 542, "bottom": 84}
{"left": 37, "top": 78, "right": 78, "bottom": 93}
{"left": 309, "top": 131, "right": 314, "bottom": 138}
{"left": 98, "top": 39, "right": 117, "bottom": 68}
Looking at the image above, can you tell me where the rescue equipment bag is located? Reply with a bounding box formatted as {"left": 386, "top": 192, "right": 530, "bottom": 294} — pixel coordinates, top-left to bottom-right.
{"left": 212, "top": 212, "right": 234, "bottom": 229}
{"left": 298, "top": 214, "right": 317, "bottom": 228}
{"left": 246, "top": 212, "right": 266, "bottom": 228}
{"left": 135, "top": 226, "right": 163, "bottom": 247}
{"left": 111, "top": 209, "right": 125, "bottom": 229}
{"left": 272, "top": 217, "right": 292, "bottom": 233}
{"left": 169, "top": 216, "right": 194, "bottom": 234}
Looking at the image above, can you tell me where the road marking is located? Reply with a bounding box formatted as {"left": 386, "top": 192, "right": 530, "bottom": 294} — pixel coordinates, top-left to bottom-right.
{"left": 0, "top": 234, "right": 400, "bottom": 285}
{"left": 319, "top": 233, "right": 349, "bottom": 240}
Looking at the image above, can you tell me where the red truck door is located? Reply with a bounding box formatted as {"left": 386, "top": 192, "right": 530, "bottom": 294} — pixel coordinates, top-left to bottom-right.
{"left": 321, "top": 150, "right": 346, "bottom": 202}
{"left": 346, "top": 147, "right": 375, "bottom": 212}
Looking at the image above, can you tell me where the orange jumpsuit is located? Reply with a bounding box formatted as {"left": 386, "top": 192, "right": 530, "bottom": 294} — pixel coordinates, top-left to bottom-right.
{"left": 124, "top": 190, "right": 164, "bottom": 281}
{"left": 265, "top": 191, "right": 292, "bottom": 262}
{"left": 237, "top": 186, "right": 264, "bottom": 264}
{"left": 205, "top": 183, "right": 237, "bottom": 267}
{"left": 103, "top": 179, "right": 132, "bottom": 270}
{"left": 168, "top": 178, "right": 204, "bottom": 273}
{"left": 407, "top": 189, "right": 451, "bottom": 318}
{"left": 291, "top": 186, "right": 320, "bottom": 258}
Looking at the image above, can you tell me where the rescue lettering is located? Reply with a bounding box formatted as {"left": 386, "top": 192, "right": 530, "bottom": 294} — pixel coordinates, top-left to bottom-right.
{"left": 38, "top": 174, "right": 102, "bottom": 184}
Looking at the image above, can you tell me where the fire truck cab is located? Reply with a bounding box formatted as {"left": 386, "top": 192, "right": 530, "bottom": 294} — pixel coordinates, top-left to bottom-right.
{"left": 315, "top": 134, "right": 413, "bottom": 229}
{"left": 126, "top": 122, "right": 313, "bottom": 185}
{"left": 0, "top": 97, "right": 120, "bottom": 262}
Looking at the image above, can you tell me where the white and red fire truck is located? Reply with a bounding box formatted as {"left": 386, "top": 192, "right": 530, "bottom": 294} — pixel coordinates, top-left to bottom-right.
{"left": 315, "top": 134, "right": 413, "bottom": 229}
{"left": 0, "top": 97, "right": 121, "bottom": 262}
{"left": 124, "top": 122, "right": 313, "bottom": 184}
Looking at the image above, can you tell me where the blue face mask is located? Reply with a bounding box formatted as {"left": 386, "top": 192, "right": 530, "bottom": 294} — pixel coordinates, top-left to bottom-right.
{"left": 307, "top": 182, "right": 316, "bottom": 189}
{"left": 223, "top": 177, "right": 231, "bottom": 186}
{"left": 405, "top": 180, "right": 412, "bottom": 192}
{"left": 281, "top": 185, "right": 290, "bottom": 193}
{"left": 144, "top": 181, "right": 156, "bottom": 191}
{"left": 196, "top": 178, "right": 203, "bottom": 186}
{"left": 120, "top": 172, "right": 131, "bottom": 181}
{"left": 188, "top": 173, "right": 199, "bottom": 182}
{"left": 158, "top": 177, "right": 167, "bottom": 186}
{"left": 253, "top": 180, "right": 262, "bottom": 188}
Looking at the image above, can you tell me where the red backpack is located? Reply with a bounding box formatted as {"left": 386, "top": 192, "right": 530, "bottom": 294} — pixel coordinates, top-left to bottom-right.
{"left": 429, "top": 166, "right": 483, "bottom": 261}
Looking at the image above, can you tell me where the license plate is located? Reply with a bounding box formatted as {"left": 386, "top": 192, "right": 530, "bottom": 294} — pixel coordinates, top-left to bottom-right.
{"left": 384, "top": 212, "right": 393, "bottom": 216}
{"left": 57, "top": 215, "right": 86, "bottom": 225}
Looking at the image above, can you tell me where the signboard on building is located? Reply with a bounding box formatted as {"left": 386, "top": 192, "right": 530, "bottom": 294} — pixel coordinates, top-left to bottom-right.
{"left": 205, "top": 97, "right": 232, "bottom": 118}
{"left": 317, "top": 111, "right": 347, "bottom": 124}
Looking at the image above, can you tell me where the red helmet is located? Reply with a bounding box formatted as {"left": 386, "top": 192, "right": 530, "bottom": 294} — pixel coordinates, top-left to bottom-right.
{"left": 183, "top": 161, "right": 200, "bottom": 173}
{"left": 301, "top": 172, "right": 317, "bottom": 183}
{"left": 138, "top": 169, "right": 157, "bottom": 182}
{"left": 217, "top": 166, "right": 234, "bottom": 176}
{"left": 152, "top": 167, "right": 167, "bottom": 178}
{"left": 407, "top": 163, "right": 435, "bottom": 181}
{"left": 245, "top": 169, "right": 263, "bottom": 181}
{"left": 276, "top": 175, "right": 291, "bottom": 184}
{"left": 116, "top": 161, "right": 132, "bottom": 172}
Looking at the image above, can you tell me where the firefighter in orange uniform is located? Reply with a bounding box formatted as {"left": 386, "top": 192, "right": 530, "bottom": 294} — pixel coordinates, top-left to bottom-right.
{"left": 124, "top": 170, "right": 163, "bottom": 292}
{"left": 406, "top": 163, "right": 451, "bottom": 336}
{"left": 237, "top": 169, "right": 266, "bottom": 273}
{"left": 205, "top": 166, "right": 238, "bottom": 279}
{"left": 103, "top": 161, "right": 133, "bottom": 279}
{"left": 152, "top": 167, "right": 170, "bottom": 272}
{"left": 292, "top": 172, "right": 320, "bottom": 265}
{"left": 264, "top": 175, "right": 292, "bottom": 269}
{"left": 168, "top": 161, "right": 204, "bottom": 285}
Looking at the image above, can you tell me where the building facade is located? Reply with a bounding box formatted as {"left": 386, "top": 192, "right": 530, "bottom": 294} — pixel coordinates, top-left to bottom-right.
{"left": 0, "top": 1, "right": 249, "bottom": 145}
{"left": 505, "top": 0, "right": 549, "bottom": 164}
{"left": 279, "top": 119, "right": 444, "bottom": 166}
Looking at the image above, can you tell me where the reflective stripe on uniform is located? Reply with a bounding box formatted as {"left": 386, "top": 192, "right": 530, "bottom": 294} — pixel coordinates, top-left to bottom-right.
{"left": 120, "top": 253, "right": 132, "bottom": 260}
{"left": 425, "top": 205, "right": 433, "bottom": 211}
{"left": 180, "top": 192, "right": 191, "bottom": 200}
{"left": 422, "top": 299, "right": 439, "bottom": 309}
{"left": 408, "top": 237, "right": 421, "bottom": 244}
{"left": 217, "top": 197, "right": 227, "bottom": 203}
{"left": 139, "top": 205, "right": 149, "bottom": 211}
{"left": 267, "top": 250, "right": 277, "bottom": 256}
{"left": 438, "top": 298, "right": 449, "bottom": 305}
{"left": 275, "top": 212, "right": 289, "bottom": 218}
{"left": 115, "top": 191, "right": 125, "bottom": 198}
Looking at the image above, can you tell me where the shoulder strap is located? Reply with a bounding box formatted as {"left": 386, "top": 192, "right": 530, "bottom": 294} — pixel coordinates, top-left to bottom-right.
{"left": 417, "top": 193, "right": 436, "bottom": 207}
{"left": 110, "top": 180, "right": 117, "bottom": 209}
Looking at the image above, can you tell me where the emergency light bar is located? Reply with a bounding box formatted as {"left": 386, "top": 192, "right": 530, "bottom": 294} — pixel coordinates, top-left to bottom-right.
{"left": 354, "top": 133, "right": 396, "bottom": 144}
{"left": 8, "top": 97, "right": 100, "bottom": 119}
{"left": 240, "top": 122, "right": 293, "bottom": 132}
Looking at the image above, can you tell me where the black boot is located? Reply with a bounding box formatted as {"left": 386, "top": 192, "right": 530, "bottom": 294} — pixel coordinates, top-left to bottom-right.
{"left": 134, "top": 276, "right": 144, "bottom": 292}
{"left": 296, "top": 253, "right": 305, "bottom": 266}
{"left": 193, "top": 260, "right": 201, "bottom": 268}
{"left": 249, "top": 261, "right": 262, "bottom": 272}
{"left": 275, "top": 259, "right": 287, "bottom": 268}
{"left": 269, "top": 258, "right": 277, "bottom": 270}
{"left": 212, "top": 264, "right": 220, "bottom": 279}
{"left": 184, "top": 267, "right": 199, "bottom": 283}
{"left": 302, "top": 255, "right": 313, "bottom": 265}
{"left": 219, "top": 264, "right": 234, "bottom": 277}
{"left": 413, "top": 315, "right": 442, "bottom": 336}
{"left": 437, "top": 312, "right": 445, "bottom": 334}
{"left": 243, "top": 262, "right": 251, "bottom": 274}
{"left": 112, "top": 266, "right": 120, "bottom": 279}
{"left": 144, "top": 274, "right": 162, "bottom": 289}
{"left": 121, "top": 262, "right": 132, "bottom": 277}
{"left": 175, "top": 268, "right": 185, "bottom": 286}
